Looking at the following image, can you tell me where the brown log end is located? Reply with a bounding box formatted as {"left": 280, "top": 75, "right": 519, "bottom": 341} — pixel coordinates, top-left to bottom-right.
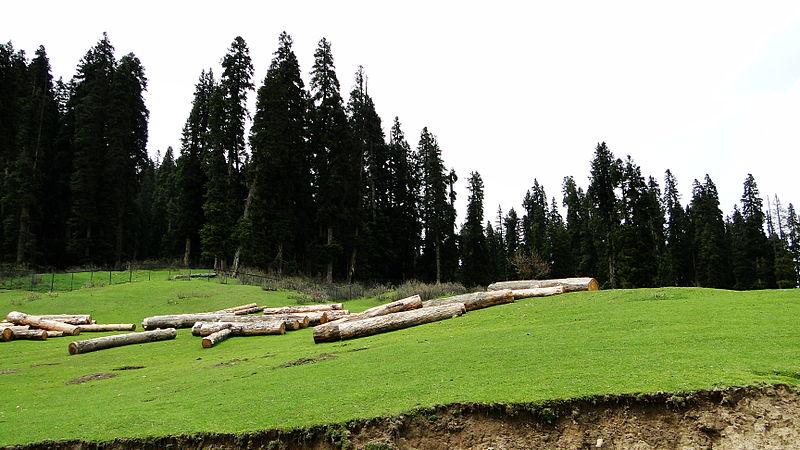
{"left": 201, "top": 338, "right": 213, "bottom": 348}
{"left": 588, "top": 278, "right": 600, "bottom": 291}
{"left": 68, "top": 342, "right": 78, "bottom": 355}
{"left": 1, "top": 328, "right": 12, "bottom": 341}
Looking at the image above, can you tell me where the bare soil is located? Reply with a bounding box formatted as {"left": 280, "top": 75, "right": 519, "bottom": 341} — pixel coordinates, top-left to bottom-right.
{"left": 7, "top": 384, "right": 799, "bottom": 449}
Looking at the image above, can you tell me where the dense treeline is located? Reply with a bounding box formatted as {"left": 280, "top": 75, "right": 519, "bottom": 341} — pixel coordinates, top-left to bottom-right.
{"left": 1, "top": 34, "right": 798, "bottom": 290}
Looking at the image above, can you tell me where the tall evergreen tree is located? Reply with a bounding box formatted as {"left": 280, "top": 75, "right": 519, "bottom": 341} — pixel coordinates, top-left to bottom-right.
{"left": 662, "top": 169, "right": 693, "bottom": 285}
{"left": 616, "top": 157, "right": 658, "bottom": 287}
{"left": 688, "top": 175, "right": 731, "bottom": 288}
{"left": 503, "top": 207, "right": 521, "bottom": 279}
{"left": 587, "top": 142, "right": 622, "bottom": 287}
{"left": 386, "top": 117, "right": 421, "bottom": 280}
{"left": 153, "top": 147, "right": 180, "bottom": 258}
{"left": 730, "top": 174, "right": 775, "bottom": 289}
{"left": 785, "top": 203, "right": 800, "bottom": 286}
{"left": 562, "top": 176, "right": 595, "bottom": 277}
{"left": 521, "top": 179, "right": 549, "bottom": 264}
{"left": 546, "top": 197, "right": 571, "bottom": 278}
{"left": 459, "top": 172, "right": 488, "bottom": 286}
{"left": 247, "top": 32, "right": 313, "bottom": 274}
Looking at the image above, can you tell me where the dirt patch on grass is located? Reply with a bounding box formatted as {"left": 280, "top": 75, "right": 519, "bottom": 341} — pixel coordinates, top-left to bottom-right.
{"left": 10, "top": 384, "right": 800, "bottom": 449}
{"left": 277, "top": 353, "right": 336, "bottom": 368}
{"left": 66, "top": 373, "right": 116, "bottom": 385}
{"left": 0, "top": 368, "right": 18, "bottom": 375}
{"left": 212, "top": 358, "right": 250, "bottom": 368}
{"left": 113, "top": 365, "right": 145, "bottom": 371}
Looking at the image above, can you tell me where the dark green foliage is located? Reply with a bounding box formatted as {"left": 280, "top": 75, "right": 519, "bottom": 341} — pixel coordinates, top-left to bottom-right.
{"left": 562, "top": 176, "right": 595, "bottom": 277}
{"left": 386, "top": 117, "right": 421, "bottom": 281}
{"left": 546, "top": 198, "right": 571, "bottom": 278}
{"left": 587, "top": 142, "right": 622, "bottom": 287}
{"left": 616, "top": 157, "right": 659, "bottom": 288}
{"left": 729, "top": 174, "right": 775, "bottom": 290}
{"left": 688, "top": 175, "right": 731, "bottom": 288}
{"left": 522, "top": 179, "right": 549, "bottom": 265}
{"left": 152, "top": 147, "right": 180, "bottom": 258}
{"left": 459, "top": 172, "right": 488, "bottom": 287}
{"left": 503, "top": 207, "right": 521, "bottom": 279}
{"left": 246, "top": 32, "right": 314, "bottom": 274}
{"left": 661, "top": 170, "right": 693, "bottom": 286}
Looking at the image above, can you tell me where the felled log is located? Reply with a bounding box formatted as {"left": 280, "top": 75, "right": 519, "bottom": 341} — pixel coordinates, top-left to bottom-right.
{"left": 1, "top": 325, "right": 29, "bottom": 332}
{"left": 1, "top": 328, "right": 12, "bottom": 341}
{"left": 36, "top": 314, "right": 93, "bottom": 325}
{"left": 322, "top": 310, "right": 351, "bottom": 322}
{"left": 217, "top": 303, "right": 258, "bottom": 313}
{"left": 421, "top": 290, "right": 514, "bottom": 311}
{"left": 6, "top": 311, "right": 80, "bottom": 336}
{"left": 315, "top": 296, "right": 420, "bottom": 339}
{"left": 263, "top": 303, "right": 343, "bottom": 315}
{"left": 173, "top": 272, "right": 216, "bottom": 280}
{"left": 488, "top": 277, "right": 600, "bottom": 292}
{"left": 68, "top": 328, "right": 177, "bottom": 355}
{"left": 314, "top": 303, "right": 466, "bottom": 343}
{"left": 262, "top": 311, "right": 337, "bottom": 326}
{"left": 191, "top": 321, "right": 286, "bottom": 337}
{"left": 77, "top": 324, "right": 137, "bottom": 332}
{"left": 230, "top": 306, "right": 263, "bottom": 315}
{"left": 202, "top": 329, "right": 232, "bottom": 348}
{"left": 10, "top": 329, "right": 48, "bottom": 341}
{"left": 511, "top": 286, "right": 565, "bottom": 299}
{"left": 44, "top": 330, "right": 64, "bottom": 337}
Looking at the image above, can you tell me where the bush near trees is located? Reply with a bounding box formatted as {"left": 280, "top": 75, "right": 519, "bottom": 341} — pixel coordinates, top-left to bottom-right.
{"left": 1, "top": 35, "right": 799, "bottom": 290}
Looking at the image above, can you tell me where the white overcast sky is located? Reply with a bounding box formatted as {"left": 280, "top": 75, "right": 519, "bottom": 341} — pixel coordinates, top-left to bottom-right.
{"left": 5, "top": 1, "right": 800, "bottom": 225}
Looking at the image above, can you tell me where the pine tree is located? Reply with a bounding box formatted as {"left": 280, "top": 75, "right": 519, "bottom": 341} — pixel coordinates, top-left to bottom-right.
{"left": 418, "top": 127, "right": 456, "bottom": 283}
{"left": 587, "top": 142, "right": 622, "bottom": 287}
{"left": 309, "top": 38, "right": 355, "bottom": 282}
{"left": 785, "top": 203, "right": 800, "bottom": 286}
{"left": 688, "top": 175, "right": 731, "bottom": 288}
{"left": 503, "top": 207, "right": 521, "bottom": 279}
{"left": 153, "top": 147, "right": 180, "bottom": 258}
{"left": 459, "top": 172, "right": 488, "bottom": 286}
{"left": 731, "top": 174, "right": 775, "bottom": 289}
{"left": 521, "top": 179, "right": 549, "bottom": 266}
{"left": 546, "top": 197, "right": 571, "bottom": 278}
{"left": 67, "top": 34, "right": 116, "bottom": 264}
{"left": 562, "top": 176, "right": 595, "bottom": 277}
{"left": 386, "top": 117, "right": 421, "bottom": 280}
{"left": 616, "top": 156, "right": 658, "bottom": 287}
{"left": 662, "top": 170, "right": 693, "bottom": 285}
{"left": 247, "top": 32, "right": 313, "bottom": 273}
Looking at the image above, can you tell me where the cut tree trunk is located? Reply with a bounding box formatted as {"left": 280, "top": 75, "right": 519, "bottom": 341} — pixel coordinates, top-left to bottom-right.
{"left": 316, "top": 296, "right": 420, "bottom": 340}
{"left": 44, "top": 330, "right": 64, "bottom": 337}
{"left": 202, "top": 329, "right": 232, "bottom": 348}
{"left": 143, "top": 313, "right": 296, "bottom": 330}
{"left": 511, "top": 286, "right": 565, "bottom": 299}
{"left": 263, "top": 303, "right": 343, "bottom": 315}
{"left": 35, "top": 315, "right": 92, "bottom": 325}
{"left": 6, "top": 311, "right": 80, "bottom": 336}
{"left": 322, "top": 310, "right": 351, "bottom": 322}
{"left": 230, "top": 306, "right": 263, "bottom": 315}
{"left": 262, "top": 311, "right": 334, "bottom": 326}
{"left": 1, "top": 328, "right": 12, "bottom": 341}
{"left": 422, "top": 290, "right": 514, "bottom": 311}
{"left": 77, "top": 324, "right": 136, "bottom": 332}
{"left": 10, "top": 329, "right": 48, "bottom": 341}
{"left": 1, "top": 325, "right": 29, "bottom": 332}
{"left": 218, "top": 303, "right": 259, "bottom": 313}
{"left": 191, "top": 321, "right": 285, "bottom": 337}
{"left": 487, "top": 277, "right": 600, "bottom": 292}
{"left": 68, "top": 328, "right": 177, "bottom": 355}
{"left": 314, "top": 303, "right": 466, "bottom": 344}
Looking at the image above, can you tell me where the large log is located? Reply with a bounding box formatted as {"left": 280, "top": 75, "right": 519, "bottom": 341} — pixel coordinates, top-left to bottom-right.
{"left": 230, "top": 306, "right": 263, "bottom": 315}
{"left": 10, "top": 329, "right": 48, "bottom": 340}
{"left": 314, "top": 303, "right": 466, "bottom": 344}
{"left": 77, "top": 324, "right": 137, "bottom": 332}
{"left": 314, "top": 296, "right": 421, "bottom": 340}
{"left": 44, "top": 330, "right": 64, "bottom": 337}
{"left": 36, "top": 314, "right": 92, "bottom": 325}
{"left": 68, "top": 329, "right": 177, "bottom": 355}
{"left": 263, "top": 303, "right": 343, "bottom": 315}
{"left": 143, "top": 313, "right": 302, "bottom": 330}
{"left": 6, "top": 311, "right": 80, "bottom": 336}
{"left": 487, "top": 277, "right": 600, "bottom": 292}
{"left": 421, "top": 290, "right": 514, "bottom": 311}
{"left": 191, "top": 321, "right": 285, "bottom": 337}
{"left": 202, "top": 329, "right": 232, "bottom": 348}
{"left": 217, "top": 303, "right": 259, "bottom": 313}
{"left": 511, "top": 286, "right": 565, "bottom": 299}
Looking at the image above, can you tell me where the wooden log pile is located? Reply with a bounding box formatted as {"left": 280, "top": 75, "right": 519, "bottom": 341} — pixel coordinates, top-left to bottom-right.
{"left": 2, "top": 311, "right": 138, "bottom": 342}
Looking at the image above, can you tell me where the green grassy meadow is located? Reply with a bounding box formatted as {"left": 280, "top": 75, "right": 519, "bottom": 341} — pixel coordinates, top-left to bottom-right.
{"left": 0, "top": 281, "right": 799, "bottom": 446}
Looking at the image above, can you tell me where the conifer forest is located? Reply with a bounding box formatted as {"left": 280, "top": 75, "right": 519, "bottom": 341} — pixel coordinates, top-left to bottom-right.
{"left": 1, "top": 33, "right": 798, "bottom": 290}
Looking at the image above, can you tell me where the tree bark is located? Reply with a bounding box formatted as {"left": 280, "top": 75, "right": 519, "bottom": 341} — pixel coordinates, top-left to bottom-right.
{"left": 217, "top": 303, "right": 259, "bottom": 313}
{"left": 326, "top": 226, "right": 334, "bottom": 283}
{"left": 202, "top": 329, "right": 232, "bottom": 348}
{"left": 183, "top": 237, "right": 191, "bottom": 267}
{"left": 231, "top": 183, "right": 254, "bottom": 275}
{"left": 191, "top": 321, "right": 285, "bottom": 337}
{"left": 76, "top": 324, "right": 137, "bottom": 332}
{"left": 6, "top": 311, "right": 80, "bottom": 335}
{"left": 487, "top": 277, "right": 600, "bottom": 292}
{"left": 228, "top": 306, "right": 262, "bottom": 315}
{"left": 68, "top": 328, "right": 177, "bottom": 355}
{"left": 36, "top": 314, "right": 93, "bottom": 325}
{"left": 10, "top": 329, "right": 48, "bottom": 341}
{"left": 342, "top": 295, "right": 421, "bottom": 323}
{"left": 314, "top": 302, "right": 465, "bottom": 344}
{"left": 263, "top": 303, "right": 343, "bottom": 315}
{"left": 44, "top": 330, "right": 64, "bottom": 337}
{"left": 511, "top": 286, "right": 565, "bottom": 299}
{"left": 422, "top": 290, "right": 514, "bottom": 311}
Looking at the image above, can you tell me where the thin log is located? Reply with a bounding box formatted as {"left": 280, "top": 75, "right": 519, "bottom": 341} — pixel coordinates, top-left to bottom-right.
{"left": 10, "top": 329, "right": 48, "bottom": 341}
{"left": 1, "top": 325, "right": 29, "bottom": 332}
{"left": 191, "top": 321, "right": 285, "bottom": 337}
{"left": 202, "top": 329, "right": 232, "bottom": 348}
{"left": 263, "top": 303, "right": 343, "bottom": 315}
{"left": 422, "top": 290, "right": 514, "bottom": 311}
{"left": 77, "top": 324, "right": 137, "bottom": 332}
{"left": 487, "top": 277, "right": 600, "bottom": 292}
{"left": 230, "top": 306, "right": 263, "bottom": 315}
{"left": 314, "top": 303, "right": 466, "bottom": 344}
{"left": 216, "top": 303, "right": 259, "bottom": 313}
{"left": 143, "top": 313, "right": 304, "bottom": 330}
{"left": 511, "top": 286, "right": 565, "bottom": 299}
{"left": 6, "top": 311, "right": 80, "bottom": 336}
{"left": 68, "top": 329, "right": 177, "bottom": 355}
{"left": 36, "top": 314, "right": 92, "bottom": 325}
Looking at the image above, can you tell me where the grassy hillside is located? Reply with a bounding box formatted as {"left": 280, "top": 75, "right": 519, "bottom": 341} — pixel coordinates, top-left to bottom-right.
{"left": 0, "top": 281, "right": 798, "bottom": 446}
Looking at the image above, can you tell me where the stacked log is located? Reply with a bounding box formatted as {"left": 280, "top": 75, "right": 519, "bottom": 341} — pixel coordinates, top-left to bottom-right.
{"left": 142, "top": 313, "right": 306, "bottom": 330}
{"left": 218, "top": 303, "right": 258, "bottom": 313}
{"left": 511, "top": 286, "right": 565, "bottom": 299}
{"left": 9, "top": 329, "right": 48, "bottom": 341}
{"left": 421, "top": 290, "right": 514, "bottom": 311}
{"left": 487, "top": 277, "right": 599, "bottom": 292}
{"left": 68, "top": 328, "right": 177, "bottom": 355}
{"left": 36, "top": 314, "right": 92, "bottom": 325}
{"left": 202, "top": 329, "right": 232, "bottom": 348}
{"left": 191, "top": 321, "right": 285, "bottom": 337}
{"left": 77, "top": 324, "right": 137, "bottom": 332}
{"left": 263, "top": 303, "right": 343, "bottom": 315}
{"left": 6, "top": 311, "right": 80, "bottom": 336}
{"left": 314, "top": 303, "right": 466, "bottom": 343}
{"left": 314, "top": 296, "right": 421, "bottom": 342}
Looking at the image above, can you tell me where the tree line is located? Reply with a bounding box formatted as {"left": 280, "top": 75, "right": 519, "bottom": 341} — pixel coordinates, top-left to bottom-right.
{"left": 1, "top": 33, "right": 798, "bottom": 290}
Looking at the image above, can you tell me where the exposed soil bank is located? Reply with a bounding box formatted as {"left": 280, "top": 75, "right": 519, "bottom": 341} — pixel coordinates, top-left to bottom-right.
{"left": 7, "top": 384, "right": 799, "bottom": 449}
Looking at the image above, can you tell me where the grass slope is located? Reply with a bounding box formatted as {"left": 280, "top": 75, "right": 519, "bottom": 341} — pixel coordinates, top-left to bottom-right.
{"left": 0, "top": 282, "right": 798, "bottom": 446}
